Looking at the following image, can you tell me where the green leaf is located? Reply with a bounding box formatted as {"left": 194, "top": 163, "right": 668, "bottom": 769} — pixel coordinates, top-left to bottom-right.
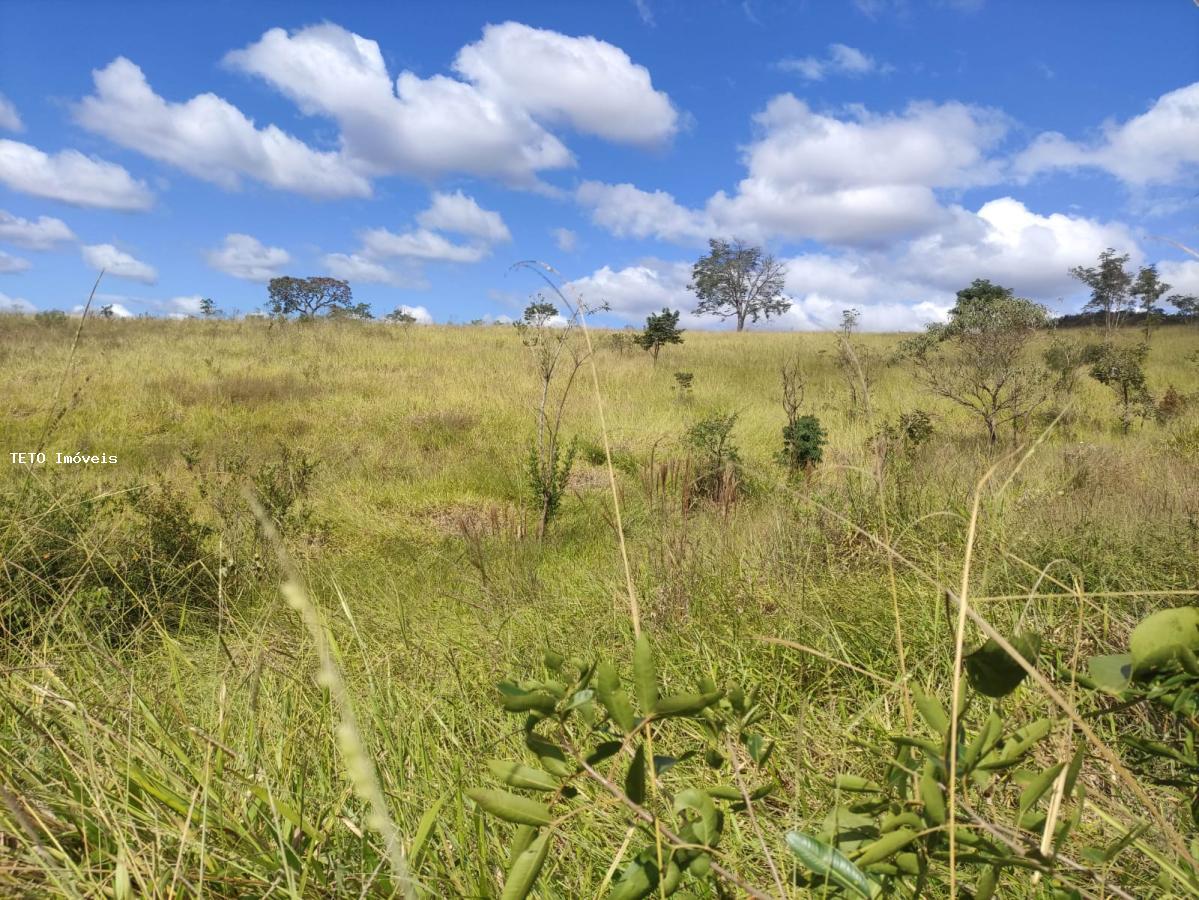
{"left": 913, "top": 689, "right": 949, "bottom": 736}
{"left": 1018, "top": 762, "right": 1066, "bottom": 820}
{"left": 834, "top": 774, "right": 882, "bottom": 793}
{"left": 964, "top": 632, "right": 1041, "bottom": 698}
{"left": 632, "top": 634, "right": 658, "bottom": 713}
{"left": 919, "top": 764, "right": 945, "bottom": 826}
{"left": 1087, "top": 653, "right": 1132, "bottom": 694}
{"left": 542, "top": 649, "right": 565, "bottom": 672}
{"left": 497, "top": 681, "right": 558, "bottom": 714}
{"left": 525, "top": 733, "right": 574, "bottom": 778}
{"left": 501, "top": 831, "right": 551, "bottom": 900}
{"left": 1130, "top": 607, "right": 1199, "bottom": 676}
{"left": 487, "top": 760, "right": 560, "bottom": 792}
{"left": 466, "top": 789, "right": 552, "bottom": 826}
{"left": 608, "top": 859, "right": 655, "bottom": 900}
{"left": 409, "top": 792, "right": 448, "bottom": 870}
{"left": 625, "top": 744, "right": 647, "bottom": 806}
{"left": 784, "top": 831, "right": 882, "bottom": 898}
{"left": 674, "top": 788, "right": 721, "bottom": 846}
{"left": 652, "top": 690, "right": 723, "bottom": 718}
{"left": 855, "top": 828, "right": 918, "bottom": 866}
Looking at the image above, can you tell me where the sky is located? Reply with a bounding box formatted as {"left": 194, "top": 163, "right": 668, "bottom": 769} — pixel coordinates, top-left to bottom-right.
{"left": 0, "top": 0, "right": 1196, "bottom": 330}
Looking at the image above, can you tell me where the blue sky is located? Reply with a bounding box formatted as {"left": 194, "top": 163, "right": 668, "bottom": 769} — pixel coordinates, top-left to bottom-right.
{"left": 0, "top": 0, "right": 1196, "bottom": 329}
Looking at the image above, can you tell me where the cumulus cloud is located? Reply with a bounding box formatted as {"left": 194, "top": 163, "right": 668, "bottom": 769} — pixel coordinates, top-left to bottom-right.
{"left": 206, "top": 233, "right": 290, "bottom": 281}
{"left": 334, "top": 190, "right": 509, "bottom": 274}
{"left": 359, "top": 228, "right": 487, "bottom": 263}
{"left": 0, "top": 139, "right": 153, "bottom": 210}
{"left": 552, "top": 227, "right": 577, "bottom": 252}
{"left": 75, "top": 58, "right": 371, "bottom": 199}
{"left": 1160, "top": 259, "right": 1199, "bottom": 297}
{"left": 576, "top": 181, "right": 711, "bottom": 244}
{"left": 567, "top": 259, "right": 698, "bottom": 323}
{"left": 74, "top": 300, "right": 134, "bottom": 317}
{"left": 222, "top": 22, "right": 675, "bottom": 188}
{"left": 0, "top": 210, "right": 75, "bottom": 249}
{"left": 0, "top": 250, "right": 31, "bottom": 273}
{"left": 778, "top": 44, "right": 885, "bottom": 81}
{"left": 322, "top": 252, "right": 428, "bottom": 288}
{"left": 224, "top": 24, "right": 570, "bottom": 187}
{"left": 417, "top": 190, "right": 512, "bottom": 243}
{"left": 567, "top": 197, "right": 1147, "bottom": 331}
{"left": 899, "top": 197, "right": 1141, "bottom": 297}
{"left": 0, "top": 94, "right": 22, "bottom": 132}
{"left": 452, "top": 21, "right": 678, "bottom": 146}
{"left": 578, "top": 96, "right": 1008, "bottom": 247}
{"left": 393, "top": 304, "right": 433, "bottom": 324}
{"left": 81, "top": 243, "right": 158, "bottom": 284}
{"left": 1013, "top": 82, "right": 1199, "bottom": 187}
{"left": 0, "top": 291, "right": 35, "bottom": 313}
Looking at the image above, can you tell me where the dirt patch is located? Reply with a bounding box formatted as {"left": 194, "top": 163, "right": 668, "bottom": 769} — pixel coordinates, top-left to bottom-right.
{"left": 424, "top": 499, "right": 527, "bottom": 539}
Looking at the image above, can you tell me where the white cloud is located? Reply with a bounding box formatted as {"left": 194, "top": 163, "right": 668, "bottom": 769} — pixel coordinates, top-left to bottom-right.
{"left": 578, "top": 96, "right": 1008, "bottom": 247}
{"left": 394, "top": 304, "right": 433, "bottom": 324}
{"left": 75, "top": 301, "right": 134, "bottom": 317}
{"left": 0, "top": 139, "right": 153, "bottom": 210}
{"left": 552, "top": 227, "right": 577, "bottom": 252}
{"left": 81, "top": 243, "right": 158, "bottom": 284}
{"left": 416, "top": 190, "right": 511, "bottom": 243}
{"left": 576, "top": 181, "right": 711, "bottom": 244}
{"left": 778, "top": 43, "right": 884, "bottom": 81}
{"left": 206, "top": 233, "right": 290, "bottom": 281}
{"left": 1160, "top": 259, "right": 1199, "bottom": 297}
{"left": 225, "top": 24, "right": 572, "bottom": 187}
{"left": 1014, "top": 82, "right": 1199, "bottom": 186}
{"left": 166, "top": 295, "right": 204, "bottom": 316}
{"left": 452, "top": 21, "right": 678, "bottom": 147}
{"left": 322, "top": 252, "right": 428, "bottom": 288}
{"left": 0, "top": 250, "right": 31, "bottom": 273}
{"left": 0, "top": 210, "right": 75, "bottom": 249}
{"left": 0, "top": 94, "right": 22, "bottom": 132}
{"left": 0, "top": 291, "right": 34, "bottom": 313}
{"left": 900, "top": 197, "right": 1141, "bottom": 297}
{"left": 566, "top": 259, "right": 698, "bottom": 323}
{"left": 567, "top": 197, "right": 1146, "bottom": 331}
{"left": 360, "top": 227, "right": 487, "bottom": 264}
{"left": 75, "top": 57, "right": 370, "bottom": 199}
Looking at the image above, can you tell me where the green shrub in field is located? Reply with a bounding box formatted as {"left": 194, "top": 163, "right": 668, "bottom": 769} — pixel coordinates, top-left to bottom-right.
{"left": 684, "top": 412, "right": 742, "bottom": 505}
{"left": 468, "top": 633, "right": 776, "bottom": 899}
{"left": 778, "top": 414, "right": 827, "bottom": 476}
{"left": 1088, "top": 342, "right": 1155, "bottom": 433}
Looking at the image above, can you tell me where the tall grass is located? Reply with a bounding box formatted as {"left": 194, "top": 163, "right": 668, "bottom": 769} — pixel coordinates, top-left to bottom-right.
{"left": 1, "top": 313, "right": 1198, "bottom": 895}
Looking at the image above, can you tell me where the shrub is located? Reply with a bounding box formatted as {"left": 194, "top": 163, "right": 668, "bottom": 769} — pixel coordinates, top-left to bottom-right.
{"left": 778, "top": 414, "right": 827, "bottom": 475}
{"left": 684, "top": 412, "right": 742, "bottom": 504}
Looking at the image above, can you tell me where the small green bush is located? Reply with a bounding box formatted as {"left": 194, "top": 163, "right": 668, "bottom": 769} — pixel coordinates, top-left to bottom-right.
{"left": 779, "top": 414, "right": 827, "bottom": 475}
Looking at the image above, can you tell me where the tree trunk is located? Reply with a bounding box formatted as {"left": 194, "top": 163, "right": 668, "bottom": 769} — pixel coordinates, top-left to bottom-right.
{"left": 735, "top": 312, "right": 746, "bottom": 332}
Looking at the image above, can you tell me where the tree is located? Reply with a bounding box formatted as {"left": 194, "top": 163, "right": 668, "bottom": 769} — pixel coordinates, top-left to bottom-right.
{"left": 1169, "top": 293, "right": 1199, "bottom": 324}
{"left": 903, "top": 279, "right": 1050, "bottom": 444}
{"left": 385, "top": 308, "right": 417, "bottom": 325}
{"left": 690, "top": 238, "right": 790, "bottom": 331}
{"left": 266, "top": 276, "right": 353, "bottom": 318}
{"left": 1130, "top": 264, "right": 1170, "bottom": 338}
{"left": 515, "top": 298, "right": 586, "bottom": 540}
{"left": 99, "top": 304, "right": 114, "bottom": 319}
{"left": 1089, "top": 342, "right": 1154, "bottom": 434}
{"left": 1069, "top": 248, "right": 1133, "bottom": 335}
{"left": 328, "top": 302, "right": 374, "bottom": 320}
{"left": 633, "top": 308, "right": 684, "bottom": 363}
{"left": 199, "top": 297, "right": 217, "bottom": 318}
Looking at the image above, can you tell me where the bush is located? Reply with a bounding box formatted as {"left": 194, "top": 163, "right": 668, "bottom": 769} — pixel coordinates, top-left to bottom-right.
{"left": 778, "top": 414, "right": 827, "bottom": 475}
{"left": 684, "top": 412, "right": 742, "bottom": 504}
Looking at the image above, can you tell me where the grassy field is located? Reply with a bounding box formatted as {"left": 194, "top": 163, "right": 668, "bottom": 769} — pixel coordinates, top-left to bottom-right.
{"left": 2, "top": 313, "right": 1199, "bottom": 897}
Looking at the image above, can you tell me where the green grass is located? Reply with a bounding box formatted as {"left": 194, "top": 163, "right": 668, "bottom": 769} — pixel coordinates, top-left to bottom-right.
{"left": 2, "top": 314, "right": 1198, "bottom": 897}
